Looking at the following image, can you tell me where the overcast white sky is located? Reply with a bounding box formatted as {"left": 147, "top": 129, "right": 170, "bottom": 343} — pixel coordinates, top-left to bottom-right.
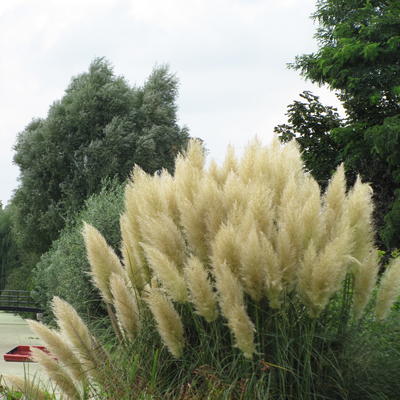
{"left": 0, "top": 0, "right": 342, "bottom": 205}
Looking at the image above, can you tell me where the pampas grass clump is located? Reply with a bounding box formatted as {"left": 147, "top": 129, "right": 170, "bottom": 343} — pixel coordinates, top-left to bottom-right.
{"left": 9, "top": 139, "right": 400, "bottom": 399}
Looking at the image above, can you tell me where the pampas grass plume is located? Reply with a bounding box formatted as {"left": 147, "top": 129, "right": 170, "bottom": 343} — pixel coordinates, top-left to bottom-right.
{"left": 140, "top": 213, "right": 186, "bottom": 270}
{"left": 298, "top": 227, "right": 352, "bottom": 317}
{"left": 213, "top": 261, "right": 244, "bottom": 319}
{"left": 28, "top": 320, "right": 86, "bottom": 384}
{"left": 146, "top": 288, "right": 185, "bottom": 358}
{"left": 142, "top": 244, "right": 188, "bottom": 302}
{"left": 182, "top": 139, "right": 205, "bottom": 171}
{"left": 110, "top": 273, "right": 140, "bottom": 340}
{"left": 185, "top": 256, "right": 218, "bottom": 322}
{"left": 227, "top": 304, "right": 256, "bottom": 359}
{"left": 238, "top": 226, "right": 267, "bottom": 301}
{"left": 347, "top": 177, "right": 374, "bottom": 261}
{"left": 83, "top": 222, "right": 125, "bottom": 303}
{"left": 323, "top": 164, "right": 347, "bottom": 240}
{"left": 212, "top": 224, "right": 241, "bottom": 276}
{"left": 31, "top": 347, "right": 81, "bottom": 400}
{"left": 376, "top": 257, "right": 400, "bottom": 320}
{"left": 120, "top": 213, "right": 146, "bottom": 291}
{"left": 52, "top": 296, "right": 105, "bottom": 382}
{"left": 174, "top": 140, "right": 204, "bottom": 203}
{"left": 177, "top": 192, "right": 209, "bottom": 262}
{"left": 260, "top": 234, "right": 283, "bottom": 308}
{"left": 352, "top": 250, "right": 379, "bottom": 320}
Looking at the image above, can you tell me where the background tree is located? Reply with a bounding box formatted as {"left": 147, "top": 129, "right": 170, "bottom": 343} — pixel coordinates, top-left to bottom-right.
{"left": 7, "top": 58, "right": 189, "bottom": 290}
{"left": 0, "top": 204, "right": 20, "bottom": 290}
{"left": 274, "top": 91, "right": 343, "bottom": 188}
{"left": 278, "top": 0, "right": 400, "bottom": 249}
{"left": 11, "top": 58, "right": 190, "bottom": 273}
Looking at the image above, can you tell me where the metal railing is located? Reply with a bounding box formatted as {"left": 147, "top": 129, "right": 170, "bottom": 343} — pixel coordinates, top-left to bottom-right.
{"left": 0, "top": 290, "right": 43, "bottom": 313}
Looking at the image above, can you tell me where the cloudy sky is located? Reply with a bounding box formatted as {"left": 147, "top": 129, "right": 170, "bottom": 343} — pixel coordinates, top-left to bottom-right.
{"left": 0, "top": 0, "right": 342, "bottom": 205}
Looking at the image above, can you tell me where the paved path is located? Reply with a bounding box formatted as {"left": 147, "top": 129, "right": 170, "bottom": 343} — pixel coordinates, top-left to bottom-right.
{"left": 0, "top": 312, "right": 44, "bottom": 384}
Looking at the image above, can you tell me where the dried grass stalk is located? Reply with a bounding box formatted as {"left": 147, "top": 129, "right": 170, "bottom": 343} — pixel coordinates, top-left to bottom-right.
{"left": 110, "top": 273, "right": 140, "bottom": 340}
{"left": 31, "top": 347, "right": 81, "bottom": 400}
{"left": 28, "top": 320, "right": 87, "bottom": 384}
{"left": 146, "top": 288, "right": 185, "bottom": 358}
{"left": 376, "top": 257, "right": 400, "bottom": 320}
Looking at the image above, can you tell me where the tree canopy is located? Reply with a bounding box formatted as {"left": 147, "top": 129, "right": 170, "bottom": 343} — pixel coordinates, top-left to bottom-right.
{"left": 0, "top": 205, "right": 19, "bottom": 290}
{"left": 11, "top": 58, "right": 190, "bottom": 263}
{"left": 279, "top": 0, "right": 400, "bottom": 249}
{"left": 274, "top": 91, "right": 343, "bottom": 188}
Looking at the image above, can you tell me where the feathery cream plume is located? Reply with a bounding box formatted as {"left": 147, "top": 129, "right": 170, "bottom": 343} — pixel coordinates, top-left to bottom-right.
{"left": 226, "top": 304, "right": 256, "bottom": 359}
{"left": 199, "top": 175, "right": 225, "bottom": 241}
{"left": 276, "top": 176, "right": 303, "bottom": 266}
{"left": 298, "top": 175, "right": 323, "bottom": 251}
{"left": 213, "top": 261, "right": 244, "bottom": 318}
{"left": 146, "top": 288, "right": 185, "bottom": 358}
{"left": 178, "top": 175, "right": 225, "bottom": 261}
{"left": 52, "top": 297, "right": 107, "bottom": 383}
{"left": 28, "top": 320, "right": 87, "bottom": 384}
{"left": 178, "top": 195, "right": 209, "bottom": 261}
{"left": 139, "top": 213, "right": 186, "bottom": 271}
{"left": 237, "top": 138, "right": 264, "bottom": 184}
{"left": 142, "top": 244, "right": 188, "bottom": 302}
{"left": 129, "top": 166, "right": 164, "bottom": 218}
{"left": 322, "top": 163, "right": 347, "bottom": 242}
{"left": 346, "top": 177, "right": 374, "bottom": 262}
{"left": 298, "top": 227, "right": 353, "bottom": 317}
{"left": 222, "top": 173, "right": 248, "bottom": 223}
{"left": 182, "top": 139, "right": 205, "bottom": 171}
{"left": 3, "top": 375, "right": 49, "bottom": 400}
{"left": 376, "top": 257, "right": 400, "bottom": 320}
{"left": 174, "top": 140, "right": 204, "bottom": 203}
{"left": 275, "top": 224, "right": 297, "bottom": 289}
{"left": 110, "top": 273, "right": 140, "bottom": 340}
{"left": 82, "top": 222, "right": 125, "bottom": 304}
{"left": 221, "top": 144, "right": 238, "bottom": 180}
{"left": 237, "top": 226, "right": 267, "bottom": 301}
{"left": 212, "top": 224, "right": 241, "bottom": 276}
{"left": 124, "top": 180, "right": 149, "bottom": 281}
{"left": 213, "top": 261, "right": 256, "bottom": 358}
{"left": 208, "top": 159, "right": 222, "bottom": 186}
{"left": 158, "top": 170, "right": 181, "bottom": 224}
{"left": 246, "top": 186, "right": 275, "bottom": 238}
{"left": 263, "top": 139, "right": 303, "bottom": 209}
{"left": 184, "top": 256, "right": 218, "bottom": 322}
{"left": 120, "top": 213, "right": 146, "bottom": 291}
{"left": 260, "top": 233, "right": 283, "bottom": 308}
{"left": 209, "top": 144, "right": 238, "bottom": 187}
{"left": 296, "top": 241, "right": 319, "bottom": 314}
{"left": 352, "top": 250, "right": 379, "bottom": 320}
{"left": 31, "top": 347, "right": 81, "bottom": 400}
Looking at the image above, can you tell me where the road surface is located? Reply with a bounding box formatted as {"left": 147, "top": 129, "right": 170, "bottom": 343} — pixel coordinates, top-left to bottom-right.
{"left": 0, "top": 311, "right": 45, "bottom": 386}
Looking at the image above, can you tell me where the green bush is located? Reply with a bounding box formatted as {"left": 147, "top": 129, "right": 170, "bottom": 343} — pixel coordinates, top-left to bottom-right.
{"left": 340, "top": 310, "right": 400, "bottom": 400}
{"left": 32, "top": 179, "right": 124, "bottom": 323}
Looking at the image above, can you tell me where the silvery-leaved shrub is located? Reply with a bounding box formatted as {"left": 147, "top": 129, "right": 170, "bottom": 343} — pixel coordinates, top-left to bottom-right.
{"left": 7, "top": 139, "right": 400, "bottom": 400}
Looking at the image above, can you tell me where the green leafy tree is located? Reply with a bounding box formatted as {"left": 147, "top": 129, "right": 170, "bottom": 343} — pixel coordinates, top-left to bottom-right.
{"left": 274, "top": 91, "right": 343, "bottom": 187}
{"left": 282, "top": 0, "right": 400, "bottom": 249}
{"left": 11, "top": 59, "right": 190, "bottom": 266}
{"left": 0, "top": 204, "right": 20, "bottom": 291}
